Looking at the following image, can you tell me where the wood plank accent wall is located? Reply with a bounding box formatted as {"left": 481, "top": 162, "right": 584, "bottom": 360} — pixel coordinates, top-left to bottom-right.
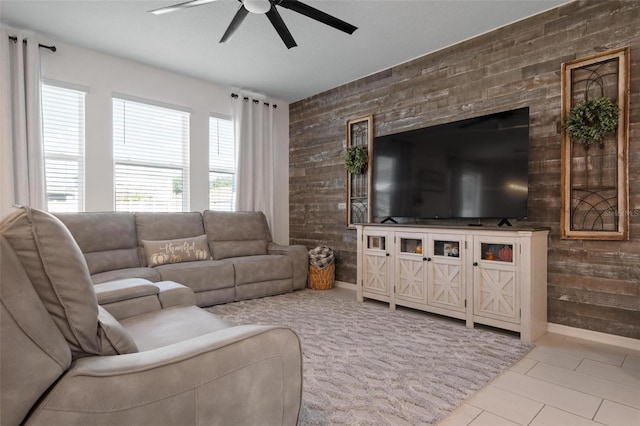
{"left": 289, "top": 1, "right": 640, "bottom": 339}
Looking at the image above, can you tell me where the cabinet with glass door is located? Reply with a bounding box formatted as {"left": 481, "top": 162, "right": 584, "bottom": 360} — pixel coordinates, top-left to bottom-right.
{"left": 361, "top": 231, "right": 392, "bottom": 302}
{"left": 472, "top": 236, "right": 519, "bottom": 329}
{"left": 356, "top": 225, "right": 548, "bottom": 342}
{"left": 427, "top": 235, "right": 466, "bottom": 319}
{"left": 395, "top": 233, "right": 428, "bottom": 307}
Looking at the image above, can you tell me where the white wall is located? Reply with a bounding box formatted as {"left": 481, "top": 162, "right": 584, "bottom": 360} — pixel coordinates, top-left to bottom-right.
{"left": 35, "top": 36, "right": 290, "bottom": 244}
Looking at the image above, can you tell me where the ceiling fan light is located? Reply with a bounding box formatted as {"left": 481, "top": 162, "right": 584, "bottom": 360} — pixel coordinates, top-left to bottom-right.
{"left": 243, "top": 0, "right": 271, "bottom": 14}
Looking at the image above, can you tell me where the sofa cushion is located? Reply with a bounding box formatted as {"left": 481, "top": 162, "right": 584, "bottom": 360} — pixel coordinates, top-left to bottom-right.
{"left": 120, "top": 305, "right": 228, "bottom": 351}
{"left": 91, "top": 267, "right": 161, "bottom": 284}
{"left": 230, "top": 254, "right": 292, "bottom": 285}
{"left": 203, "top": 211, "right": 272, "bottom": 260}
{"left": 84, "top": 248, "right": 140, "bottom": 275}
{"left": 235, "top": 279, "right": 293, "bottom": 301}
{"left": 55, "top": 212, "right": 140, "bottom": 274}
{"left": 194, "top": 288, "right": 235, "bottom": 307}
{"left": 154, "top": 260, "right": 235, "bottom": 293}
{"left": 1, "top": 207, "right": 102, "bottom": 358}
{"left": 142, "top": 235, "right": 211, "bottom": 267}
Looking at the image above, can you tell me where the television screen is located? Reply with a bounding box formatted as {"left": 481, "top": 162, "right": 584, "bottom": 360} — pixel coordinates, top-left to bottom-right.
{"left": 372, "top": 107, "right": 529, "bottom": 220}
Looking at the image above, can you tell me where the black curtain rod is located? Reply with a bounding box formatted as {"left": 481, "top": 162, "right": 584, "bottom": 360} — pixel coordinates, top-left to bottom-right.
{"left": 8, "top": 36, "right": 57, "bottom": 52}
{"left": 231, "top": 93, "right": 277, "bottom": 109}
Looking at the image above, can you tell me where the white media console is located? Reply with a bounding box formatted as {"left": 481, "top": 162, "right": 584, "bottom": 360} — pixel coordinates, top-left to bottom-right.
{"left": 356, "top": 224, "right": 549, "bottom": 342}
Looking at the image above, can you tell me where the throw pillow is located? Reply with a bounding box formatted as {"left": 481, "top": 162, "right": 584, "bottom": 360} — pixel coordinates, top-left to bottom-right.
{"left": 142, "top": 235, "right": 211, "bottom": 267}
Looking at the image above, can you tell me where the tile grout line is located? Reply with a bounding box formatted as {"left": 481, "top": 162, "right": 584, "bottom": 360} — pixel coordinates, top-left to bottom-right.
{"left": 525, "top": 402, "right": 546, "bottom": 426}
{"left": 592, "top": 398, "right": 606, "bottom": 422}
{"left": 621, "top": 353, "right": 630, "bottom": 370}
{"left": 523, "top": 360, "right": 538, "bottom": 375}
{"left": 535, "top": 367, "right": 640, "bottom": 413}
{"left": 524, "top": 356, "right": 640, "bottom": 419}
{"left": 492, "top": 371, "right": 605, "bottom": 420}
{"left": 442, "top": 361, "right": 637, "bottom": 426}
{"left": 466, "top": 407, "right": 483, "bottom": 426}
{"left": 534, "top": 346, "right": 627, "bottom": 368}
{"left": 520, "top": 357, "right": 539, "bottom": 375}
{"left": 442, "top": 333, "right": 639, "bottom": 426}
{"left": 526, "top": 353, "right": 640, "bottom": 393}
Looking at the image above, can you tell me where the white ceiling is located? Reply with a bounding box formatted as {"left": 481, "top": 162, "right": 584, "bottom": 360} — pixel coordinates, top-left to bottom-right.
{"left": 0, "top": 0, "right": 569, "bottom": 103}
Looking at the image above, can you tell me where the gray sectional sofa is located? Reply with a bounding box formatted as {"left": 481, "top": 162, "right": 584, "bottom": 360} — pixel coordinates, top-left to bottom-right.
{"left": 54, "top": 210, "right": 309, "bottom": 309}
{"left": 1, "top": 207, "right": 303, "bottom": 425}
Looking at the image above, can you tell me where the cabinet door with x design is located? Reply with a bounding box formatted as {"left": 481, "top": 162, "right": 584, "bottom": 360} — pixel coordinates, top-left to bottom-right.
{"left": 427, "top": 234, "right": 466, "bottom": 315}
{"left": 394, "top": 233, "right": 428, "bottom": 306}
{"left": 473, "top": 236, "right": 520, "bottom": 327}
{"left": 362, "top": 230, "right": 392, "bottom": 302}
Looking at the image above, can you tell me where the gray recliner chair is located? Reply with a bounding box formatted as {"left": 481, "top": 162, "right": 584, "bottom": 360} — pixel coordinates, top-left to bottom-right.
{"left": 0, "top": 207, "right": 302, "bottom": 426}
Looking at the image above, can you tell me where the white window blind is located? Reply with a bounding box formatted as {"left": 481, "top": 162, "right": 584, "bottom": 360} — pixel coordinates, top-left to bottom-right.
{"left": 113, "top": 97, "right": 190, "bottom": 212}
{"left": 41, "top": 83, "right": 86, "bottom": 212}
{"left": 209, "top": 116, "right": 235, "bottom": 211}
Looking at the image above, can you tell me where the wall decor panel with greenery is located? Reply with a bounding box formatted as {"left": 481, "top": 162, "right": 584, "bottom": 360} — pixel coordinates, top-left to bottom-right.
{"left": 561, "top": 47, "right": 630, "bottom": 241}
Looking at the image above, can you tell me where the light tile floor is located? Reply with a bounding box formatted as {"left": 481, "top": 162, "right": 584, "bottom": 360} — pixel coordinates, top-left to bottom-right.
{"left": 439, "top": 332, "right": 640, "bottom": 426}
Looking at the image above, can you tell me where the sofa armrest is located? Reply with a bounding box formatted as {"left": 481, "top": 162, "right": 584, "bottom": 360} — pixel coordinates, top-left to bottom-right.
{"left": 154, "top": 280, "right": 197, "bottom": 308}
{"left": 268, "top": 242, "right": 309, "bottom": 290}
{"left": 95, "top": 279, "right": 197, "bottom": 320}
{"left": 94, "top": 279, "right": 159, "bottom": 305}
{"left": 27, "top": 325, "right": 302, "bottom": 426}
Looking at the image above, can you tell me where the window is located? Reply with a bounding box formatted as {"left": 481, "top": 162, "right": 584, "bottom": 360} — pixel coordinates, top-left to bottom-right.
{"left": 113, "top": 97, "right": 190, "bottom": 212}
{"left": 41, "top": 83, "right": 86, "bottom": 212}
{"left": 209, "top": 116, "right": 235, "bottom": 211}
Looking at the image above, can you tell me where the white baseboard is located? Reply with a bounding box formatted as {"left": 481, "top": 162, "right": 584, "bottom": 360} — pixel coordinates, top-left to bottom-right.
{"left": 334, "top": 280, "right": 357, "bottom": 291}
{"left": 547, "top": 322, "right": 640, "bottom": 351}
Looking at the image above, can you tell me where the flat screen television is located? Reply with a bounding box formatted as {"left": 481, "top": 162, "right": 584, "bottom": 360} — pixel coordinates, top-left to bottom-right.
{"left": 372, "top": 107, "right": 529, "bottom": 221}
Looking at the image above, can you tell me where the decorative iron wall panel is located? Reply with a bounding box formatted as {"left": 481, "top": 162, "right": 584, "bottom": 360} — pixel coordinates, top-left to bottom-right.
{"left": 346, "top": 115, "right": 373, "bottom": 227}
{"left": 561, "top": 48, "right": 630, "bottom": 240}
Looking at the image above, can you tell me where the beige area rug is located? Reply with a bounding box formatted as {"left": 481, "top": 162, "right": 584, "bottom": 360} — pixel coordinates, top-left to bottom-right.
{"left": 208, "top": 289, "right": 533, "bottom": 425}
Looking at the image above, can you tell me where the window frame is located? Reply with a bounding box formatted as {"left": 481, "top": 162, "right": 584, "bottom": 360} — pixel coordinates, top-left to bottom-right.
{"left": 112, "top": 95, "right": 191, "bottom": 212}
{"left": 208, "top": 114, "right": 236, "bottom": 211}
{"left": 41, "top": 81, "right": 87, "bottom": 213}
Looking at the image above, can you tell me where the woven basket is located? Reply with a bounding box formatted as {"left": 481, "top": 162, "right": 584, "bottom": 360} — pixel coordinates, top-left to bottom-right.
{"left": 308, "top": 263, "right": 335, "bottom": 290}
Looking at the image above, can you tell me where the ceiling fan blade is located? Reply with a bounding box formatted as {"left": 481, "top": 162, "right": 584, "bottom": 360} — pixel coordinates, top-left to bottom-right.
{"left": 149, "top": 0, "right": 220, "bottom": 15}
{"left": 220, "top": 5, "right": 249, "bottom": 43}
{"left": 278, "top": 0, "right": 357, "bottom": 34}
{"left": 266, "top": 7, "right": 297, "bottom": 49}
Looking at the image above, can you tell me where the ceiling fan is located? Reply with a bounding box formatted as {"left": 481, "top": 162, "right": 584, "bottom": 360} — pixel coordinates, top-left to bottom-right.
{"left": 150, "top": 0, "right": 358, "bottom": 49}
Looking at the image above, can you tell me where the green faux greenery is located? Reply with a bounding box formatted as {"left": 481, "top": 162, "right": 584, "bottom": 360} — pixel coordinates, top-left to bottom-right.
{"left": 564, "top": 97, "right": 619, "bottom": 148}
{"left": 345, "top": 145, "right": 368, "bottom": 174}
